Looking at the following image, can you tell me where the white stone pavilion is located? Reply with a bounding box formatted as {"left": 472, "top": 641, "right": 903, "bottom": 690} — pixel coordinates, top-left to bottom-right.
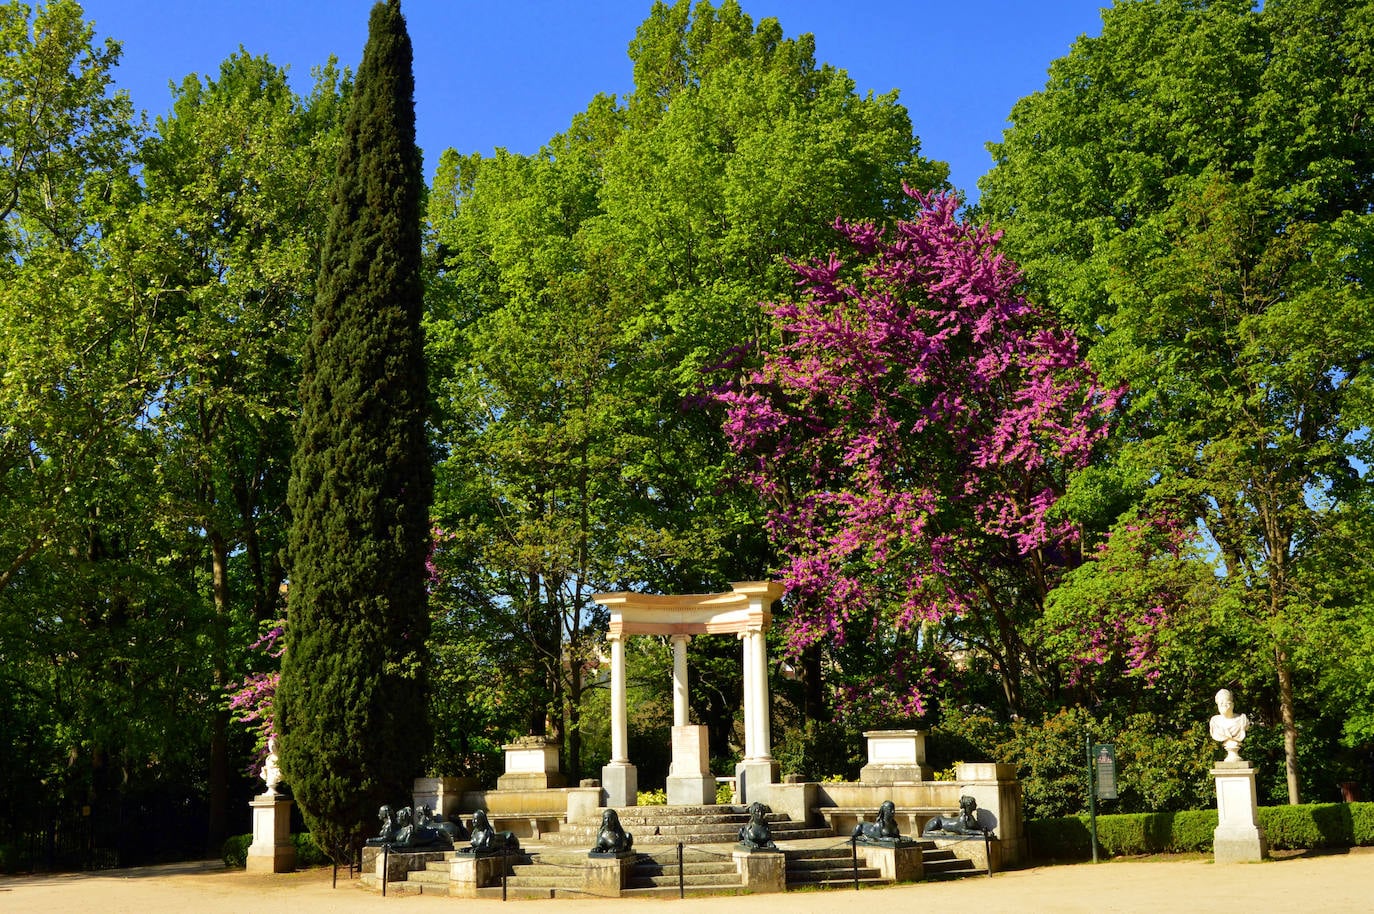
{"left": 592, "top": 581, "right": 785, "bottom": 806}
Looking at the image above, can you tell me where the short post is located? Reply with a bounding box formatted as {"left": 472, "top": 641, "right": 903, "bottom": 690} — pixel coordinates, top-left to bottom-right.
{"left": 382, "top": 844, "right": 389, "bottom": 897}
{"left": 851, "top": 835, "right": 859, "bottom": 891}
{"left": 678, "top": 842, "right": 685, "bottom": 899}
{"left": 1086, "top": 735, "right": 1099, "bottom": 864}
{"left": 502, "top": 846, "right": 509, "bottom": 901}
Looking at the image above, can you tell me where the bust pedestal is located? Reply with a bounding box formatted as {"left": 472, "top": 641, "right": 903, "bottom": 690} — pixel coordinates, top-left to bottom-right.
{"left": 246, "top": 793, "right": 296, "bottom": 873}
{"left": 1211, "top": 761, "right": 1268, "bottom": 864}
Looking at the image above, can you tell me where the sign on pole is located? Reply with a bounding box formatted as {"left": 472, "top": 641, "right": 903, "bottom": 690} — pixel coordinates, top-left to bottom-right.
{"left": 1094, "top": 743, "right": 1118, "bottom": 800}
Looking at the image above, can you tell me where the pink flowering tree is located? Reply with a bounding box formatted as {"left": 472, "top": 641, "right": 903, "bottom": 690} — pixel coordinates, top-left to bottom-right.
{"left": 227, "top": 619, "right": 285, "bottom": 774}
{"left": 716, "top": 190, "right": 1121, "bottom": 719}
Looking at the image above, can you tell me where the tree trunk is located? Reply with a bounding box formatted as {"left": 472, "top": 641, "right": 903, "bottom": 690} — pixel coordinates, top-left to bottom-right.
{"left": 1276, "top": 648, "right": 1301, "bottom": 804}
{"left": 206, "top": 531, "right": 231, "bottom": 852}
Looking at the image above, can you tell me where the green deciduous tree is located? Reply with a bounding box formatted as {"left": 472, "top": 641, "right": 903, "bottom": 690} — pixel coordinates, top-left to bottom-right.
{"left": 978, "top": 0, "right": 1374, "bottom": 803}
{"left": 278, "top": 0, "right": 431, "bottom": 858}
{"left": 135, "top": 50, "right": 347, "bottom": 851}
{"left": 427, "top": 0, "right": 947, "bottom": 777}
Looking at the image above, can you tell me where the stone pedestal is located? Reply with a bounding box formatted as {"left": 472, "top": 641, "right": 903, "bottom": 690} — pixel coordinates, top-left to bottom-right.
{"left": 582, "top": 853, "right": 634, "bottom": 897}
{"left": 860, "top": 730, "right": 932, "bottom": 783}
{"left": 498, "top": 738, "right": 566, "bottom": 790}
{"left": 854, "top": 841, "right": 925, "bottom": 882}
{"left": 246, "top": 794, "right": 295, "bottom": 874}
{"left": 735, "top": 758, "right": 779, "bottom": 806}
{"left": 1212, "top": 761, "right": 1268, "bottom": 863}
{"left": 667, "top": 724, "right": 716, "bottom": 805}
{"left": 447, "top": 852, "right": 515, "bottom": 897}
{"left": 733, "top": 848, "right": 785, "bottom": 893}
{"left": 413, "top": 776, "right": 478, "bottom": 820}
{"left": 602, "top": 760, "right": 638, "bottom": 807}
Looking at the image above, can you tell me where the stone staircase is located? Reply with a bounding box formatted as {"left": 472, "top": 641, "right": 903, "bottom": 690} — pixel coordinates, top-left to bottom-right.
{"left": 546, "top": 803, "right": 834, "bottom": 846}
{"left": 365, "top": 804, "right": 989, "bottom": 896}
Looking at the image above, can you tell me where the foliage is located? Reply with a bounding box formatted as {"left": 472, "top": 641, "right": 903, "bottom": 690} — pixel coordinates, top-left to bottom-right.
{"left": 717, "top": 190, "right": 1117, "bottom": 719}
{"left": 1028, "top": 802, "right": 1374, "bottom": 861}
{"left": 278, "top": 0, "right": 431, "bottom": 860}
{"left": 426, "top": 0, "right": 947, "bottom": 775}
{"left": 221, "top": 834, "right": 252, "bottom": 868}
{"left": 221, "top": 831, "right": 329, "bottom": 868}
{"left": 637, "top": 789, "right": 668, "bottom": 806}
{"left": 978, "top": 0, "right": 1374, "bottom": 803}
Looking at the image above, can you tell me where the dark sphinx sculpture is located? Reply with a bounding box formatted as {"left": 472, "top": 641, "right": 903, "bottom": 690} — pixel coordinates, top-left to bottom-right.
{"left": 462, "top": 808, "right": 521, "bottom": 855}
{"left": 922, "top": 795, "right": 987, "bottom": 837}
{"left": 851, "top": 799, "right": 910, "bottom": 845}
{"left": 590, "top": 808, "right": 634, "bottom": 856}
{"left": 737, "top": 801, "right": 777, "bottom": 851}
{"left": 365, "top": 804, "right": 456, "bottom": 850}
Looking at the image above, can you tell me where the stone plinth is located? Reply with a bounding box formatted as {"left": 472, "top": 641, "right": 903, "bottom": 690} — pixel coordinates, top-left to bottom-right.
{"left": 602, "top": 760, "right": 638, "bottom": 807}
{"left": 362, "top": 845, "right": 447, "bottom": 883}
{"left": 498, "top": 738, "right": 566, "bottom": 790}
{"left": 733, "top": 848, "right": 785, "bottom": 892}
{"left": 413, "top": 776, "right": 477, "bottom": 820}
{"left": 735, "top": 758, "right": 779, "bottom": 806}
{"left": 246, "top": 794, "right": 295, "bottom": 874}
{"left": 667, "top": 724, "right": 716, "bottom": 805}
{"left": 582, "top": 852, "right": 634, "bottom": 897}
{"left": 855, "top": 841, "right": 925, "bottom": 882}
{"left": 1212, "top": 761, "right": 1268, "bottom": 863}
{"left": 447, "top": 851, "right": 515, "bottom": 897}
{"left": 860, "top": 730, "right": 932, "bottom": 783}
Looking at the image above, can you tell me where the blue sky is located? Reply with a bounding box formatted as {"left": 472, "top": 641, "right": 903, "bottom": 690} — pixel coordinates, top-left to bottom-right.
{"left": 78, "top": 1, "right": 1107, "bottom": 200}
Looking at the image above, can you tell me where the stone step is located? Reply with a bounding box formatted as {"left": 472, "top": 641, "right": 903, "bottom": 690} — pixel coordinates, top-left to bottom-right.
{"left": 627, "top": 871, "right": 747, "bottom": 888}
{"left": 787, "top": 875, "right": 888, "bottom": 890}
{"left": 402, "top": 867, "right": 450, "bottom": 884}
{"left": 622, "top": 884, "right": 750, "bottom": 898}
{"left": 631, "top": 861, "right": 738, "bottom": 877}
{"left": 504, "top": 874, "right": 585, "bottom": 890}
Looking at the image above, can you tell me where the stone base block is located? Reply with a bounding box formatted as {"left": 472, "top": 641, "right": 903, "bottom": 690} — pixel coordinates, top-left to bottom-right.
{"left": 413, "top": 776, "right": 478, "bottom": 820}
{"left": 1213, "top": 826, "right": 1268, "bottom": 864}
{"left": 667, "top": 773, "right": 717, "bottom": 806}
{"left": 931, "top": 835, "right": 1000, "bottom": 873}
{"left": 496, "top": 771, "right": 567, "bottom": 790}
{"left": 246, "top": 794, "right": 295, "bottom": 874}
{"left": 361, "top": 846, "right": 447, "bottom": 883}
{"left": 733, "top": 849, "right": 785, "bottom": 893}
{"left": 735, "top": 759, "right": 779, "bottom": 805}
{"left": 855, "top": 841, "right": 925, "bottom": 882}
{"left": 858, "top": 763, "right": 933, "bottom": 784}
{"left": 447, "top": 851, "right": 517, "bottom": 896}
{"left": 602, "top": 762, "right": 638, "bottom": 807}
{"left": 582, "top": 852, "right": 634, "bottom": 897}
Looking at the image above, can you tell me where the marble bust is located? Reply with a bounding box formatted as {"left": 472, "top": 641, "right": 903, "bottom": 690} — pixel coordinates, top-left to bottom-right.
{"left": 261, "top": 736, "right": 282, "bottom": 795}
{"left": 1209, "top": 689, "right": 1249, "bottom": 762}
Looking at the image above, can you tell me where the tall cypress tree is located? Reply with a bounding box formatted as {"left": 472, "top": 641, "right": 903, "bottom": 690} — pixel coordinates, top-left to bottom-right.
{"left": 278, "top": 0, "right": 431, "bottom": 858}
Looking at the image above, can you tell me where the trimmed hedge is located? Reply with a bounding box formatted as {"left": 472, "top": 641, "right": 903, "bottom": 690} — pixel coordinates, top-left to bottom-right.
{"left": 221, "top": 832, "right": 329, "bottom": 868}
{"left": 1028, "top": 801, "right": 1374, "bottom": 861}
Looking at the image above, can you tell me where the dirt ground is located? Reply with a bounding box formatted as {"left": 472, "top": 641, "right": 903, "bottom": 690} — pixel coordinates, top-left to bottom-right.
{"left": 3, "top": 847, "right": 1372, "bottom": 914}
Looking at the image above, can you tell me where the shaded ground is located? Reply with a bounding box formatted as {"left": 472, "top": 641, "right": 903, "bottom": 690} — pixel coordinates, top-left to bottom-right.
{"left": 3, "top": 846, "right": 1372, "bottom": 913}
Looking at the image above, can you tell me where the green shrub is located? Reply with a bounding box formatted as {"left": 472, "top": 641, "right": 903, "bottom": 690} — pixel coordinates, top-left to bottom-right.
{"left": 716, "top": 781, "right": 734, "bottom": 805}
{"left": 1028, "top": 802, "right": 1374, "bottom": 860}
{"left": 222, "top": 834, "right": 252, "bottom": 868}
{"left": 637, "top": 788, "right": 667, "bottom": 805}
{"left": 222, "top": 832, "right": 331, "bottom": 868}
{"left": 293, "top": 833, "right": 331, "bottom": 867}
{"left": 1027, "top": 816, "right": 1091, "bottom": 860}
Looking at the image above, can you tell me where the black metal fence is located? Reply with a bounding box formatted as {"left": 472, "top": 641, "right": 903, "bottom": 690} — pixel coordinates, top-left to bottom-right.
{"left": 1, "top": 794, "right": 210, "bottom": 873}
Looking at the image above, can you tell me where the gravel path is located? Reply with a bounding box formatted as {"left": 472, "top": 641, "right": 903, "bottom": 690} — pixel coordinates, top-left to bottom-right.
{"left": 3, "top": 847, "right": 1371, "bottom": 913}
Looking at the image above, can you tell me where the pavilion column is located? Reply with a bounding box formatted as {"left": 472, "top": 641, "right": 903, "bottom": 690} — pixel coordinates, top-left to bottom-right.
{"left": 671, "top": 634, "right": 689, "bottom": 728}
{"left": 609, "top": 633, "right": 628, "bottom": 763}
{"left": 740, "top": 631, "right": 756, "bottom": 760}
{"left": 751, "top": 627, "right": 773, "bottom": 760}
{"left": 602, "top": 632, "right": 637, "bottom": 805}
